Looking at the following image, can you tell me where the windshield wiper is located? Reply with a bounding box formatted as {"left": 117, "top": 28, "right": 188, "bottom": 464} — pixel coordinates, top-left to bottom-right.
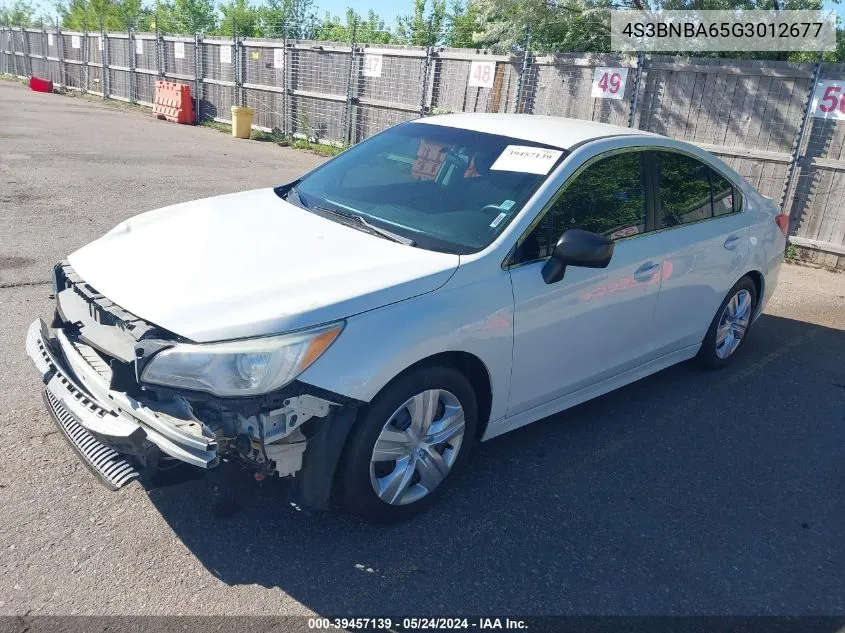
{"left": 314, "top": 206, "right": 415, "bottom": 246}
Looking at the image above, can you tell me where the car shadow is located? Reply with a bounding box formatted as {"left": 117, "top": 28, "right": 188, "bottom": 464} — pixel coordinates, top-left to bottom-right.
{"left": 143, "top": 314, "right": 845, "bottom": 615}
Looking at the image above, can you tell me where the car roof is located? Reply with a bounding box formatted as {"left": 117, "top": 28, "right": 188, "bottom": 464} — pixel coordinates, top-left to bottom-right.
{"left": 412, "top": 113, "right": 658, "bottom": 150}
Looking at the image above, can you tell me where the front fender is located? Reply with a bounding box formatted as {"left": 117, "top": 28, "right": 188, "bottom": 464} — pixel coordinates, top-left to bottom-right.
{"left": 297, "top": 264, "right": 514, "bottom": 429}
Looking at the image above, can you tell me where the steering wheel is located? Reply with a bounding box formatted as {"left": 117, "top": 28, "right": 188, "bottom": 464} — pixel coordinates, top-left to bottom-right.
{"left": 480, "top": 204, "right": 507, "bottom": 216}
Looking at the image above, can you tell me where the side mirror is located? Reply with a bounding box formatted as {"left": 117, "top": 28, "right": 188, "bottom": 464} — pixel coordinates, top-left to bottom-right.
{"left": 541, "top": 228, "right": 614, "bottom": 284}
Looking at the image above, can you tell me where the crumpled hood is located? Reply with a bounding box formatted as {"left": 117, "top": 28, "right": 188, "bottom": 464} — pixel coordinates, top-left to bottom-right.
{"left": 68, "top": 188, "right": 460, "bottom": 342}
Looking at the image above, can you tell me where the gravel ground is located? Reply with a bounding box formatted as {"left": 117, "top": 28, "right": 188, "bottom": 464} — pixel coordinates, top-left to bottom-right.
{"left": 1, "top": 81, "right": 845, "bottom": 616}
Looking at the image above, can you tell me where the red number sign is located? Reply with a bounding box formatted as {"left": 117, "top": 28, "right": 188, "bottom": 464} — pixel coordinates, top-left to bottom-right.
{"left": 591, "top": 67, "right": 629, "bottom": 100}
{"left": 813, "top": 80, "right": 845, "bottom": 119}
{"left": 468, "top": 61, "right": 495, "bottom": 89}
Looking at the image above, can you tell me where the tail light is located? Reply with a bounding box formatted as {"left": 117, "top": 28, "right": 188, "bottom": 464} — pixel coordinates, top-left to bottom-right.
{"left": 775, "top": 214, "right": 789, "bottom": 236}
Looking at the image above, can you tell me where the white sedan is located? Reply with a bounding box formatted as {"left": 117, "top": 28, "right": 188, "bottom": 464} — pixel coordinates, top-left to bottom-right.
{"left": 26, "top": 114, "right": 786, "bottom": 522}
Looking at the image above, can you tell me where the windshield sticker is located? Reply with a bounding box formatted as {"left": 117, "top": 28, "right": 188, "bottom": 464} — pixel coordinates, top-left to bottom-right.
{"left": 500, "top": 199, "right": 516, "bottom": 210}
{"left": 490, "top": 212, "right": 508, "bottom": 228}
{"left": 491, "top": 146, "right": 563, "bottom": 175}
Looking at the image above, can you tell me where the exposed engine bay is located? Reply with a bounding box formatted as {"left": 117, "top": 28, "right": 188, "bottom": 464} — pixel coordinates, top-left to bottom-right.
{"left": 204, "top": 393, "right": 338, "bottom": 478}
{"left": 26, "top": 262, "right": 360, "bottom": 505}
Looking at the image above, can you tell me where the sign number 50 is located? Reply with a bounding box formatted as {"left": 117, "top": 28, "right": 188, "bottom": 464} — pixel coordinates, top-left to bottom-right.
{"left": 591, "top": 67, "right": 628, "bottom": 100}
{"left": 812, "top": 80, "right": 845, "bottom": 119}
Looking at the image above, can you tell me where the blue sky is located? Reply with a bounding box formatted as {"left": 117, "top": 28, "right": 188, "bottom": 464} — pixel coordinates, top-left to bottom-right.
{"left": 323, "top": 0, "right": 845, "bottom": 30}
{"left": 29, "top": 0, "right": 845, "bottom": 32}
{"left": 317, "top": 0, "right": 408, "bottom": 25}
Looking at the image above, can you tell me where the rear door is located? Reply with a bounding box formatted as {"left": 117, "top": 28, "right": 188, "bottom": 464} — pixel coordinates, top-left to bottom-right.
{"left": 649, "top": 150, "right": 751, "bottom": 354}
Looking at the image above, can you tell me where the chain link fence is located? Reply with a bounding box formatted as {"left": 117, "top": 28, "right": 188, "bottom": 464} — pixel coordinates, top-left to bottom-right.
{"left": 1, "top": 23, "right": 844, "bottom": 266}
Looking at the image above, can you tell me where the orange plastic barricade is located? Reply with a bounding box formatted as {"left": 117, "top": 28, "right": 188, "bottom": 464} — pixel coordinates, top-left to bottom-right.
{"left": 153, "top": 80, "right": 195, "bottom": 124}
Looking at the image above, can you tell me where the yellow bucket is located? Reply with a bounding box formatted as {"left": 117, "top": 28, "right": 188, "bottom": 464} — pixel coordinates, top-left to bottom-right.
{"left": 231, "top": 106, "right": 255, "bottom": 139}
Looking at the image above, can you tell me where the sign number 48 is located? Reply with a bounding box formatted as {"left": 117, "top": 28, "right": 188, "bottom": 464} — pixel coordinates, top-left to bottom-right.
{"left": 468, "top": 60, "right": 495, "bottom": 88}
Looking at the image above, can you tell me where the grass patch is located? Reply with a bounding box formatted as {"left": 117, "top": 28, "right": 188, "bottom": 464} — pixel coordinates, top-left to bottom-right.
{"left": 200, "top": 119, "right": 232, "bottom": 134}
{"left": 201, "top": 119, "right": 345, "bottom": 156}
{"left": 0, "top": 74, "right": 27, "bottom": 85}
{"left": 276, "top": 137, "right": 346, "bottom": 157}
{"left": 785, "top": 243, "right": 798, "bottom": 261}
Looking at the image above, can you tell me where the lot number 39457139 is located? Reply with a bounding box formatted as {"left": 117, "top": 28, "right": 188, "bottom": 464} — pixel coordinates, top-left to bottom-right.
{"left": 812, "top": 80, "right": 845, "bottom": 120}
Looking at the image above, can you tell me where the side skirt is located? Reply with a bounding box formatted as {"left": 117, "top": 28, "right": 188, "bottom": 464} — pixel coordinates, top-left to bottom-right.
{"left": 482, "top": 344, "right": 700, "bottom": 441}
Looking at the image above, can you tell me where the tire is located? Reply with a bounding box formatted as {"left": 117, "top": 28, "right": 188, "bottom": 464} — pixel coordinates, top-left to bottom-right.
{"left": 696, "top": 276, "right": 758, "bottom": 369}
{"left": 338, "top": 365, "right": 478, "bottom": 523}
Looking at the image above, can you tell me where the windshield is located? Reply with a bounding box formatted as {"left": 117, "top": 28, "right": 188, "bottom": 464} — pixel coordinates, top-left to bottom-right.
{"left": 281, "top": 122, "right": 567, "bottom": 254}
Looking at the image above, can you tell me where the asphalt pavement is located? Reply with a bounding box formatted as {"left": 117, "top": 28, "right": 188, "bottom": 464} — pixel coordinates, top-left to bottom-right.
{"left": 1, "top": 80, "right": 844, "bottom": 616}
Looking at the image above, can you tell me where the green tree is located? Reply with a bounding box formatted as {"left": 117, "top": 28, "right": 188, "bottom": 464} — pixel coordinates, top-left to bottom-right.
{"left": 313, "top": 9, "right": 393, "bottom": 43}
{"left": 471, "top": 0, "right": 615, "bottom": 52}
{"left": 258, "top": 0, "right": 318, "bottom": 38}
{"left": 55, "top": 0, "right": 146, "bottom": 31}
{"left": 355, "top": 9, "right": 394, "bottom": 43}
{"left": 154, "top": 0, "right": 215, "bottom": 33}
{"left": 396, "top": 0, "right": 446, "bottom": 46}
{"left": 217, "top": 0, "right": 259, "bottom": 36}
{"left": 446, "top": 0, "right": 479, "bottom": 47}
{"left": 0, "top": 0, "right": 36, "bottom": 26}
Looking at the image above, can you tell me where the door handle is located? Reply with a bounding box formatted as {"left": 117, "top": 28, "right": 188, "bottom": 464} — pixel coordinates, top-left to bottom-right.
{"left": 724, "top": 235, "right": 742, "bottom": 250}
{"left": 633, "top": 262, "right": 661, "bottom": 281}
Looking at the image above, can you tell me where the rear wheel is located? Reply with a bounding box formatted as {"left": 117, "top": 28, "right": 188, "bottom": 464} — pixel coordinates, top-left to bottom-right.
{"left": 338, "top": 365, "right": 477, "bottom": 523}
{"left": 697, "top": 277, "right": 757, "bottom": 369}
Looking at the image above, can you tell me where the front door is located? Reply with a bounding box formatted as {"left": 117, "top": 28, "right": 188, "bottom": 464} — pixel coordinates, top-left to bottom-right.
{"left": 507, "top": 150, "right": 665, "bottom": 417}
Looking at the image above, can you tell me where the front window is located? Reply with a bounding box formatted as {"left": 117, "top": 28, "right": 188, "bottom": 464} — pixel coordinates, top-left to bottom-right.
{"left": 281, "top": 122, "right": 567, "bottom": 254}
{"left": 513, "top": 151, "right": 646, "bottom": 264}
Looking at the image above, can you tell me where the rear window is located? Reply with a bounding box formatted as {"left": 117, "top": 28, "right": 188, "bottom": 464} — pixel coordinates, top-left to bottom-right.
{"left": 654, "top": 151, "right": 742, "bottom": 226}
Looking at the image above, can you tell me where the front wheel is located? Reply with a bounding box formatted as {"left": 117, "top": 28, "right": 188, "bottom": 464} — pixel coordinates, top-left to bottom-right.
{"left": 697, "top": 277, "right": 757, "bottom": 369}
{"left": 338, "top": 365, "right": 477, "bottom": 523}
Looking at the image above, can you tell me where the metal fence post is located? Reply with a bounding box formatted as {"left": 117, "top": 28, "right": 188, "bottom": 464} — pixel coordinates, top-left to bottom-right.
{"left": 156, "top": 32, "right": 164, "bottom": 79}
{"left": 778, "top": 58, "right": 822, "bottom": 222}
{"left": 419, "top": 44, "right": 433, "bottom": 117}
{"left": 236, "top": 38, "right": 245, "bottom": 107}
{"left": 194, "top": 32, "right": 202, "bottom": 121}
{"left": 100, "top": 17, "right": 109, "bottom": 99}
{"left": 282, "top": 30, "right": 289, "bottom": 138}
{"left": 19, "top": 26, "right": 31, "bottom": 77}
{"left": 128, "top": 27, "right": 136, "bottom": 103}
{"left": 514, "top": 27, "right": 531, "bottom": 113}
{"left": 627, "top": 51, "right": 645, "bottom": 128}
{"left": 82, "top": 26, "right": 89, "bottom": 93}
{"left": 343, "top": 19, "right": 359, "bottom": 145}
{"left": 57, "top": 25, "right": 68, "bottom": 87}
{"left": 10, "top": 23, "right": 18, "bottom": 77}
{"left": 232, "top": 27, "right": 242, "bottom": 108}
{"left": 41, "top": 21, "right": 48, "bottom": 80}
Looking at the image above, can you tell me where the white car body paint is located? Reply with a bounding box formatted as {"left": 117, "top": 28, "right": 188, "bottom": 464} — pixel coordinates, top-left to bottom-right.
{"left": 68, "top": 188, "right": 460, "bottom": 342}
{"left": 66, "top": 116, "right": 784, "bottom": 443}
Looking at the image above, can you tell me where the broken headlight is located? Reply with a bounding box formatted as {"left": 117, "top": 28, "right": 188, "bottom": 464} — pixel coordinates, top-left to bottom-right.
{"left": 140, "top": 322, "right": 343, "bottom": 397}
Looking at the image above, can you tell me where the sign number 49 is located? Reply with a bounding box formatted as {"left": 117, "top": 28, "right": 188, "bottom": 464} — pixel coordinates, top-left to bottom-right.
{"left": 591, "top": 67, "right": 628, "bottom": 100}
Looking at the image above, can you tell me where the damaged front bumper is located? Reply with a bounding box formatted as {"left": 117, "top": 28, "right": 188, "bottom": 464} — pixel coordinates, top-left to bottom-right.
{"left": 27, "top": 318, "right": 219, "bottom": 470}
{"left": 26, "top": 317, "right": 361, "bottom": 508}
